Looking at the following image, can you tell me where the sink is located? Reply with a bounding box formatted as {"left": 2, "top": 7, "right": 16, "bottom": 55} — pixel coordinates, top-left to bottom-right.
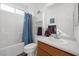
{"left": 44, "top": 37, "right": 69, "bottom": 44}
{"left": 58, "top": 39, "right": 69, "bottom": 44}
{"left": 36, "top": 36, "right": 69, "bottom": 44}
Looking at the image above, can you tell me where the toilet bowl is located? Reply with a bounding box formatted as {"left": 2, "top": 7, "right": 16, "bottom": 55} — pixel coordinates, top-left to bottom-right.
{"left": 24, "top": 43, "right": 37, "bottom": 56}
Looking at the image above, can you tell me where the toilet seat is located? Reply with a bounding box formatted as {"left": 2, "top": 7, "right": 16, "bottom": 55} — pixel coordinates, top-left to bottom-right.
{"left": 24, "top": 43, "right": 37, "bottom": 50}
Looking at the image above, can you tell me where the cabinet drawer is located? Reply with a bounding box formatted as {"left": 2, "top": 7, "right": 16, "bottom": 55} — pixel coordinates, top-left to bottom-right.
{"left": 38, "top": 41, "right": 74, "bottom": 56}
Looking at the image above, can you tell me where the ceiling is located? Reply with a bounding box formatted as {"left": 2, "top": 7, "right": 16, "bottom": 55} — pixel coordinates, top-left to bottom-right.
{"left": 7, "top": 3, "right": 55, "bottom": 11}
{"left": 22, "top": 3, "right": 47, "bottom": 8}
{"left": 5, "top": 3, "right": 55, "bottom": 15}
{"left": 16, "top": 3, "right": 54, "bottom": 9}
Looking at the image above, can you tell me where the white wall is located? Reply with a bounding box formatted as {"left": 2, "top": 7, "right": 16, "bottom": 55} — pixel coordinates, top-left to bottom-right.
{"left": 43, "top": 3, "right": 74, "bottom": 37}
{"left": 74, "top": 3, "right": 79, "bottom": 44}
{"left": 73, "top": 3, "right": 78, "bottom": 39}
{"left": 26, "top": 4, "right": 44, "bottom": 38}
{"left": 73, "top": 4, "right": 78, "bottom": 26}
{"left": 0, "top": 10, "right": 24, "bottom": 48}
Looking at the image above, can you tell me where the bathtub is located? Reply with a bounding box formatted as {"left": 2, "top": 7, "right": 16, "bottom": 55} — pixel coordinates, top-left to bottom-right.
{"left": 0, "top": 42, "right": 24, "bottom": 56}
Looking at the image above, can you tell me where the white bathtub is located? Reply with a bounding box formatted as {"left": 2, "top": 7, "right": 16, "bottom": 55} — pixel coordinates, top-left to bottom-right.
{"left": 0, "top": 42, "right": 24, "bottom": 56}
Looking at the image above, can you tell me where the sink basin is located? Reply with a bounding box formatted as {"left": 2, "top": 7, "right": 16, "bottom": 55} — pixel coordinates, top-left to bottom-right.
{"left": 43, "top": 37, "right": 69, "bottom": 44}
{"left": 58, "top": 39, "right": 69, "bottom": 44}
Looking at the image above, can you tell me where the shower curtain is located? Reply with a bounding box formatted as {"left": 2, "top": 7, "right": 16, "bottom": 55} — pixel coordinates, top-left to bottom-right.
{"left": 22, "top": 13, "right": 33, "bottom": 45}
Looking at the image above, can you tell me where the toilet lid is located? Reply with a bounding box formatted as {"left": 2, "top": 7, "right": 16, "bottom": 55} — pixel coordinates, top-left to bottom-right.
{"left": 24, "top": 43, "right": 37, "bottom": 49}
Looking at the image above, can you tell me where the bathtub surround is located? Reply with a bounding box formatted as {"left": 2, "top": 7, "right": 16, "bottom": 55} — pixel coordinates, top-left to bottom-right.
{"left": 0, "top": 10, "right": 24, "bottom": 48}
{"left": 0, "top": 10, "right": 24, "bottom": 55}
{"left": 22, "top": 13, "right": 33, "bottom": 45}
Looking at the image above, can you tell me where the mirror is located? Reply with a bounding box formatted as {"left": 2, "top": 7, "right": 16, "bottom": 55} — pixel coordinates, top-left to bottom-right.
{"left": 43, "top": 3, "right": 75, "bottom": 39}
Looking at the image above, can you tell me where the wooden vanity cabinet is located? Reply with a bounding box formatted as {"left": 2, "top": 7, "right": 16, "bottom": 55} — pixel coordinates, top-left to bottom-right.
{"left": 37, "top": 41, "right": 75, "bottom": 56}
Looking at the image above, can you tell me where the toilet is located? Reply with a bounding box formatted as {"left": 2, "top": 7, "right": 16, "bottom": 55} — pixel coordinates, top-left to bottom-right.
{"left": 24, "top": 35, "right": 38, "bottom": 56}
{"left": 24, "top": 43, "right": 37, "bottom": 56}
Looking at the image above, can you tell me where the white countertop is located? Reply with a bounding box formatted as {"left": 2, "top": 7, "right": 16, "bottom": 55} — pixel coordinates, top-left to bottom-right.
{"left": 35, "top": 36, "right": 79, "bottom": 56}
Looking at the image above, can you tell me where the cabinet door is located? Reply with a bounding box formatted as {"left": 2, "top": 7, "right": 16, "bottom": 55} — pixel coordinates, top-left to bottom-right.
{"left": 37, "top": 41, "right": 75, "bottom": 56}
{"left": 37, "top": 47, "right": 49, "bottom": 56}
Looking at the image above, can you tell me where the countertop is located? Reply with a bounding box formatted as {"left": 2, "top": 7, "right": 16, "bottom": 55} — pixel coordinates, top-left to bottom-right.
{"left": 35, "top": 36, "right": 79, "bottom": 56}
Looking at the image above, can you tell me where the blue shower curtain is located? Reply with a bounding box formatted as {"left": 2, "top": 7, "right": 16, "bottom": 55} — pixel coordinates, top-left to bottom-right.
{"left": 22, "top": 13, "right": 33, "bottom": 45}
